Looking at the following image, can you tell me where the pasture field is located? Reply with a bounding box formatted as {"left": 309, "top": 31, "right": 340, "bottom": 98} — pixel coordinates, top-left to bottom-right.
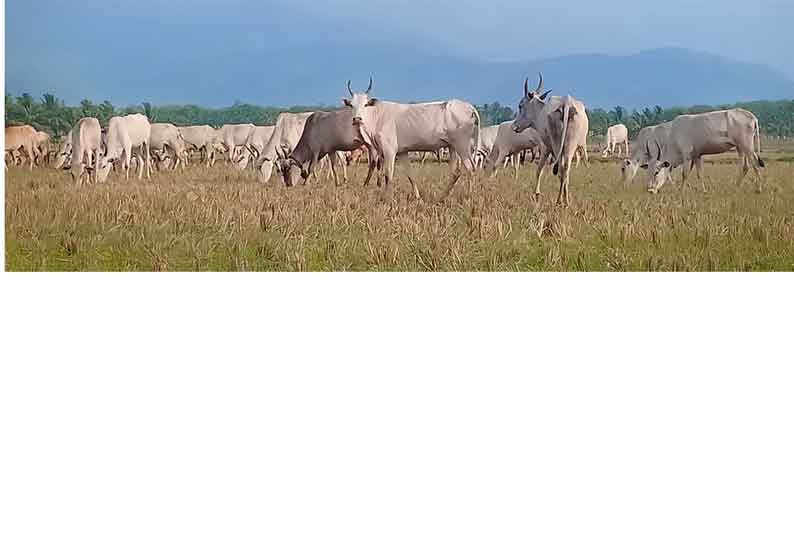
{"left": 5, "top": 151, "right": 794, "bottom": 272}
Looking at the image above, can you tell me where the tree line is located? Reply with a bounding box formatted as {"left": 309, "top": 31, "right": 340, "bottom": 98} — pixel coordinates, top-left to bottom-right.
{"left": 6, "top": 93, "right": 794, "bottom": 141}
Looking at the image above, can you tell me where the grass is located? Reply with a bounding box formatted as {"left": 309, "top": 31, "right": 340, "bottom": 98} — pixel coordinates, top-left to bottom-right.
{"left": 5, "top": 152, "right": 794, "bottom": 271}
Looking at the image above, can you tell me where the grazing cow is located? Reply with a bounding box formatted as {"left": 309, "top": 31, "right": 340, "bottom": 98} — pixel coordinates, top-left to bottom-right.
{"left": 150, "top": 123, "right": 188, "bottom": 171}
{"left": 235, "top": 126, "right": 276, "bottom": 171}
{"left": 179, "top": 125, "right": 222, "bottom": 167}
{"left": 484, "top": 121, "right": 544, "bottom": 179}
{"left": 96, "top": 114, "right": 152, "bottom": 183}
{"left": 69, "top": 117, "right": 103, "bottom": 185}
{"left": 476, "top": 125, "right": 500, "bottom": 168}
{"left": 513, "top": 73, "right": 590, "bottom": 205}
{"left": 283, "top": 108, "right": 379, "bottom": 187}
{"left": 34, "top": 131, "right": 52, "bottom": 166}
{"left": 621, "top": 122, "right": 675, "bottom": 185}
{"left": 53, "top": 128, "right": 74, "bottom": 169}
{"left": 646, "top": 109, "right": 765, "bottom": 194}
{"left": 4, "top": 125, "right": 39, "bottom": 170}
{"left": 602, "top": 124, "right": 629, "bottom": 158}
{"left": 219, "top": 124, "right": 255, "bottom": 164}
{"left": 343, "top": 78, "right": 481, "bottom": 201}
{"left": 254, "top": 112, "right": 313, "bottom": 183}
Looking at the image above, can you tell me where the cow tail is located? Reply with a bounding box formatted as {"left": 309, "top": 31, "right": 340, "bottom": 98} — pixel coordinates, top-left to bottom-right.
{"left": 556, "top": 99, "right": 572, "bottom": 174}
{"left": 754, "top": 118, "right": 765, "bottom": 168}
{"left": 471, "top": 106, "right": 482, "bottom": 166}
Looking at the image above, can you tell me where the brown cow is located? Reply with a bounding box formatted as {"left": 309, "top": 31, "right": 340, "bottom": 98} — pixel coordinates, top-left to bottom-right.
{"left": 5, "top": 125, "right": 40, "bottom": 170}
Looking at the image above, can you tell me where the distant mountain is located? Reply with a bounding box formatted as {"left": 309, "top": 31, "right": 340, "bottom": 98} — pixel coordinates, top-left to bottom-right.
{"left": 6, "top": 0, "right": 793, "bottom": 112}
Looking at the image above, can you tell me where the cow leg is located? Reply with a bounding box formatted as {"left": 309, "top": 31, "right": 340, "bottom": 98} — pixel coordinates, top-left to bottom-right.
{"left": 328, "top": 154, "right": 342, "bottom": 188}
{"left": 534, "top": 150, "right": 551, "bottom": 199}
{"left": 395, "top": 153, "right": 421, "bottom": 201}
{"left": 749, "top": 152, "right": 764, "bottom": 193}
{"left": 514, "top": 153, "right": 521, "bottom": 180}
{"left": 694, "top": 157, "right": 707, "bottom": 193}
{"left": 381, "top": 150, "right": 398, "bottom": 192}
{"left": 679, "top": 162, "right": 689, "bottom": 191}
{"left": 145, "top": 143, "right": 152, "bottom": 180}
{"left": 736, "top": 153, "right": 751, "bottom": 188}
{"left": 335, "top": 153, "right": 348, "bottom": 186}
{"left": 487, "top": 147, "right": 504, "bottom": 179}
{"left": 363, "top": 148, "right": 378, "bottom": 187}
{"left": 558, "top": 155, "right": 574, "bottom": 207}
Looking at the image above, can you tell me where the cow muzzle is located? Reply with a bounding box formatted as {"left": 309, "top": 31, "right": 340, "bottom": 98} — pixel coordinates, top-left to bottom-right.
{"left": 352, "top": 117, "right": 363, "bottom": 126}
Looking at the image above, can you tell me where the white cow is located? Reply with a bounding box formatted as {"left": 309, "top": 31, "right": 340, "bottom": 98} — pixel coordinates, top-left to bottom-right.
{"left": 4, "top": 125, "right": 39, "bottom": 170}
{"left": 219, "top": 124, "right": 255, "bottom": 165}
{"left": 96, "top": 114, "right": 152, "bottom": 183}
{"left": 484, "top": 121, "right": 544, "bottom": 179}
{"left": 621, "top": 122, "right": 675, "bottom": 185}
{"left": 69, "top": 117, "right": 102, "bottom": 185}
{"left": 254, "top": 113, "right": 313, "bottom": 183}
{"left": 602, "top": 124, "right": 629, "bottom": 157}
{"left": 476, "top": 125, "right": 500, "bottom": 168}
{"left": 646, "top": 109, "right": 765, "bottom": 194}
{"left": 513, "top": 73, "right": 590, "bottom": 205}
{"left": 179, "top": 125, "right": 222, "bottom": 167}
{"left": 53, "top": 128, "right": 74, "bottom": 169}
{"left": 236, "top": 126, "right": 276, "bottom": 171}
{"left": 343, "top": 78, "right": 481, "bottom": 201}
{"left": 150, "top": 123, "right": 188, "bottom": 171}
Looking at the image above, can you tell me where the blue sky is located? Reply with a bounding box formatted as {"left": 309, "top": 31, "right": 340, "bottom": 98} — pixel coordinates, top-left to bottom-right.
{"left": 5, "top": 0, "right": 793, "bottom": 105}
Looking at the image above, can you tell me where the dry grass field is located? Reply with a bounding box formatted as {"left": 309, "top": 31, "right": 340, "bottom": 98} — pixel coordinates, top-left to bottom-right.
{"left": 5, "top": 148, "right": 794, "bottom": 271}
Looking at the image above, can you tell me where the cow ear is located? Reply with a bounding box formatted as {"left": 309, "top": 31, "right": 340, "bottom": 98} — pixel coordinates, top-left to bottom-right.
{"left": 343, "top": 99, "right": 352, "bottom": 107}
{"left": 663, "top": 161, "right": 671, "bottom": 168}
{"left": 367, "top": 98, "right": 379, "bottom": 106}
{"left": 540, "top": 90, "right": 552, "bottom": 101}
{"left": 640, "top": 164, "right": 649, "bottom": 170}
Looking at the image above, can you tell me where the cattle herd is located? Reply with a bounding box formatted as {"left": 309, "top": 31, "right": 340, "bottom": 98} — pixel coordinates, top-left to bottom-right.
{"left": 4, "top": 73, "right": 767, "bottom": 204}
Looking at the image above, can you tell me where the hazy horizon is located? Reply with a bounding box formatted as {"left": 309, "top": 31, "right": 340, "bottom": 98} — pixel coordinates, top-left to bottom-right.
{"left": 6, "top": 0, "right": 794, "bottom": 107}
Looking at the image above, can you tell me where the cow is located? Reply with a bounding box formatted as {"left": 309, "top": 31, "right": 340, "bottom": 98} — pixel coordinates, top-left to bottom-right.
{"left": 69, "top": 117, "right": 103, "bottom": 185}
{"left": 96, "top": 114, "right": 152, "bottom": 183}
{"left": 646, "top": 109, "right": 765, "bottom": 194}
{"left": 513, "top": 73, "right": 590, "bottom": 205}
{"left": 33, "top": 131, "right": 52, "bottom": 166}
{"left": 476, "top": 125, "right": 500, "bottom": 168}
{"left": 343, "top": 78, "right": 481, "bottom": 201}
{"left": 235, "top": 126, "right": 276, "bottom": 171}
{"left": 53, "top": 128, "right": 74, "bottom": 169}
{"left": 621, "top": 122, "right": 674, "bottom": 185}
{"left": 179, "top": 125, "right": 222, "bottom": 167}
{"left": 254, "top": 112, "right": 313, "bottom": 184}
{"left": 4, "top": 125, "right": 39, "bottom": 170}
{"left": 282, "top": 108, "right": 379, "bottom": 187}
{"left": 483, "top": 121, "right": 544, "bottom": 179}
{"left": 219, "top": 124, "right": 255, "bottom": 165}
{"left": 602, "top": 124, "right": 629, "bottom": 158}
{"left": 150, "top": 123, "right": 189, "bottom": 171}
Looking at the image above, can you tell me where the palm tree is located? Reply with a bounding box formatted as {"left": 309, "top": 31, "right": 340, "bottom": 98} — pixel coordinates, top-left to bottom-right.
{"left": 81, "top": 99, "right": 95, "bottom": 118}
{"left": 142, "top": 102, "right": 157, "bottom": 122}
{"left": 18, "top": 93, "right": 36, "bottom": 124}
{"left": 98, "top": 100, "right": 115, "bottom": 123}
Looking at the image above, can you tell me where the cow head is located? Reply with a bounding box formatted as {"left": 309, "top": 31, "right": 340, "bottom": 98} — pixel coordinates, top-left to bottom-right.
{"left": 621, "top": 158, "right": 643, "bottom": 185}
{"left": 278, "top": 156, "right": 303, "bottom": 187}
{"left": 513, "top": 73, "right": 552, "bottom": 133}
{"left": 645, "top": 140, "right": 672, "bottom": 194}
{"left": 343, "top": 78, "right": 378, "bottom": 127}
{"left": 54, "top": 142, "right": 72, "bottom": 169}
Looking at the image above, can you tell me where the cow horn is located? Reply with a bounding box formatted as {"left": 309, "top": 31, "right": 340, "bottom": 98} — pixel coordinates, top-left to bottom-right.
{"left": 366, "top": 76, "right": 373, "bottom": 95}
{"left": 524, "top": 77, "right": 530, "bottom": 97}
{"left": 646, "top": 140, "right": 651, "bottom": 157}
{"left": 347, "top": 80, "right": 354, "bottom": 98}
{"left": 655, "top": 140, "right": 662, "bottom": 160}
{"left": 535, "top": 72, "right": 544, "bottom": 94}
